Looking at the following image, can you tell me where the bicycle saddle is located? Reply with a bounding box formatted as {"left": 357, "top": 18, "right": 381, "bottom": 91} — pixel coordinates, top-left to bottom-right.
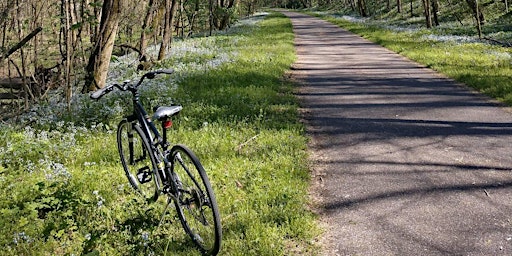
{"left": 153, "top": 106, "right": 183, "bottom": 121}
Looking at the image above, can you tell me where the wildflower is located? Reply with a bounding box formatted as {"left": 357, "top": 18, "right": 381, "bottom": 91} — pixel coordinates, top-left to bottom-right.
{"left": 13, "top": 232, "right": 31, "bottom": 244}
{"left": 140, "top": 231, "right": 150, "bottom": 247}
{"left": 44, "top": 161, "right": 71, "bottom": 182}
{"left": 141, "top": 232, "right": 149, "bottom": 241}
{"left": 92, "top": 190, "right": 105, "bottom": 208}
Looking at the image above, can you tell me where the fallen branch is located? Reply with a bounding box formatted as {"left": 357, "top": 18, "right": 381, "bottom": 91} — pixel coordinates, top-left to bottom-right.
{"left": 0, "top": 27, "right": 43, "bottom": 63}
{"left": 236, "top": 134, "right": 260, "bottom": 154}
{"left": 116, "top": 44, "right": 148, "bottom": 61}
{"left": 483, "top": 37, "right": 512, "bottom": 47}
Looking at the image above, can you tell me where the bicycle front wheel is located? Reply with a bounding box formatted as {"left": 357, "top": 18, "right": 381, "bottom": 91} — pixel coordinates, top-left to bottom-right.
{"left": 117, "top": 120, "right": 159, "bottom": 201}
{"left": 170, "top": 144, "right": 222, "bottom": 255}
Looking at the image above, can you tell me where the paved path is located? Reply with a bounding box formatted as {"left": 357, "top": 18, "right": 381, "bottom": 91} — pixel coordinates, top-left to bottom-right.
{"left": 281, "top": 11, "right": 512, "bottom": 255}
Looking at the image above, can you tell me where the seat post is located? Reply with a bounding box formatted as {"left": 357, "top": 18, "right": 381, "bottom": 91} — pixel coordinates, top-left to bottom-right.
{"left": 161, "top": 120, "right": 169, "bottom": 151}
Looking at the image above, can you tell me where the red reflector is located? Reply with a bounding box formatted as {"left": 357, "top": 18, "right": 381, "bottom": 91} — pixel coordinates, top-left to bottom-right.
{"left": 163, "top": 120, "right": 173, "bottom": 129}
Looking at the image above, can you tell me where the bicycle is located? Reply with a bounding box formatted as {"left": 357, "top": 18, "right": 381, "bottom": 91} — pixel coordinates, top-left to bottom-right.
{"left": 90, "top": 69, "right": 222, "bottom": 255}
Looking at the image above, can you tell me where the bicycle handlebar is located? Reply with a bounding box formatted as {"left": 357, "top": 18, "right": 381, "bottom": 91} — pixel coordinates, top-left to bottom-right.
{"left": 90, "top": 69, "right": 174, "bottom": 100}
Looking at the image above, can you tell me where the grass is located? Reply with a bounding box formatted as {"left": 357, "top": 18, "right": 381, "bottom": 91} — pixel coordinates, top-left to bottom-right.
{"left": 0, "top": 12, "right": 319, "bottom": 255}
{"left": 4, "top": 8, "right": 508, "bottom": 256}
{"left": 307, "top": 11, "right": 512, "bottom": 105}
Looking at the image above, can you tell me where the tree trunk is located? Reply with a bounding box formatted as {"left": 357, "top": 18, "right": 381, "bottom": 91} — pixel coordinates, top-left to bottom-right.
{"left": 348, "top": 0, "right": 356, "bottom": 11}
{"left": 422, "top": 0, "right": 432, "bottom": 28}
{"left": 357, "top": 0, "right": 368, "bottom": 17}
{"left": 209, "top": 0, "right": 214, "bottom": 35}
{"left": 431, "top": 0, "right": 439, "bottom": 26}
{"left": 397, "top": 0, "right": 402, "bottom": 13}
{"left": 158, "top": 0, "right": 178, "bottom": 61}
{"left": 140, "top": 0, "right": 157, "bottom": 61}
{"left": 410, "top": 0, "right": 414, "bottom": 17}
{"left": 213, "top": 0, "right": 238, "bottom": 30}
{"left": 84, "top": 0, "right": 122, "bottom": 92}
{"left": 465, "top": 0, "right": 485, "bottom": 26}
{"left": 475, "top": 0, "right": 482, "bottom": 38}
{"left": 61, "top": 0, "right": 73, "bottom": 109}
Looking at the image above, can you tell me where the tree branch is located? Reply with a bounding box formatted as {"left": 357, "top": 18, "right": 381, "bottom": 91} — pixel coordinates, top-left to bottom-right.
{"left": 0, "top": 27, "right": 43, "bottom": 63}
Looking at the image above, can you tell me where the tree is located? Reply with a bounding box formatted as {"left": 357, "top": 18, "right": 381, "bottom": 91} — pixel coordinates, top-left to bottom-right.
{"left": 422, "top": 0, "right": 432, "bottom": 28}
{"left": 466, "top": 0, "right": 483, "bottom": 38}
{"left": 140, "top": 0, "right": 158, "bottom": 62}
{"left": 431, "top": 0, "right": 439, "bottom": 26}
{"left": 465, "top": 0, "right": 485, "bottom": 26}
{"left": 85, "top": 0, "right": 123, "bottom": 92}
{"left": 357, "top": 0, "right": 368, "bottom": 17}
{"left": 158, "top": 0, "right": 178, "bottom": 61}
{"left": 213, "top": 0, "right": 239, "bottom": 30}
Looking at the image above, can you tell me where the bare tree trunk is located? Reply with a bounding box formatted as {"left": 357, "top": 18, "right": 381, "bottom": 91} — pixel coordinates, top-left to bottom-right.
{"left": 410, "top": 0, "right": 414, "bottom": 17}
{"left": 61, "top": 0, "right": 73, "bottom": 109}
{"left": 209, "top": 0, "right": 213, "bottom": 36}
{"left": 397, "top": 0, "right": 402, "bottom": 13}
{"left": 505, "top": 0, "right": 509, "bottom": 13}
{"left": 422, "top": 0, "right": 432, "bottom": 28}
{"left": 189, "top": 0, "right": 200, "bottom": 33}
{"left": 465, "top": 0, "right": 485, "bottom": 26}
{"left": 158, "top": 0, "right": 178, "bottom": 61}
{"left": 140, "top": 0, "right": 157, "bottom": 61}
{"left": 431, "top": 0, "right": 439, "bottom": 26}
{"left": 84, "top": 0, "right": 122, "bottom": 92}
{"left": 357, "top": 0, "right": 368, "bottom": 17}
{"left": 475, "top": 0, "right": 482, "bottom": 39}
{"left": 213, "top": 0, "right": 239, "bottom": 30}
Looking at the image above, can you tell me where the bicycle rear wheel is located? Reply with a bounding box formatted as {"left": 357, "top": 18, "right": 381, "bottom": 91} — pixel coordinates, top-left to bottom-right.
{"left": 117, "top": 120, "right": 159, "bottom": 201}
{"left": 169, "top": 144, "right": 222, "bottom": 255}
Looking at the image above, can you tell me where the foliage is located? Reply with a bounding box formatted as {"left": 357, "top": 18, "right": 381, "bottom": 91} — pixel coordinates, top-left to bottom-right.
{"left": 0, "top": 12, "right": 320, "bottom": 255}
{"left": 0, "top": 0, "right": 269, "bottom": 117}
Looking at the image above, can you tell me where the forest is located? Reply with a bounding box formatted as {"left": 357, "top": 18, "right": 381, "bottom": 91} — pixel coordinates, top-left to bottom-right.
{"left": 280, "top": 0, "right": 511, "bottom": 40}
{"left": 0, "top": 0, "right": 261, "bottom": 118}
{"left": 0, "top": 0, "right": 510, "bottom": 119}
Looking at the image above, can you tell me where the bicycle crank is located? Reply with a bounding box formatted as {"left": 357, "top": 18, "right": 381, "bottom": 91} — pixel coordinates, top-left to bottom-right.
{"left": 137, "top": 166, "right": 152, "bottom": 183}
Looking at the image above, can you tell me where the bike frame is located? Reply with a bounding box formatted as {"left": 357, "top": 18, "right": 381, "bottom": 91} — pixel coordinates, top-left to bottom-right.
{"left": 124, "top": 86, "right": 172, "bottom": 193}
{"left": 91, "top": 69, "right": 181, "bottom": 198}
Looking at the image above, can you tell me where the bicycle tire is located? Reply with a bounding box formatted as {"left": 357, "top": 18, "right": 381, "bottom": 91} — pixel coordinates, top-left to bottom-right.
{"left": 169, "top": 144, "right": 222, "bottom": 255}
{"left": 117, "top": 120, "right": 159, "bottom": 201}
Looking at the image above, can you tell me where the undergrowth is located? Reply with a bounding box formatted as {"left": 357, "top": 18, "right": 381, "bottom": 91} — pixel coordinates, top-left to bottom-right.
{"left": 0, "top": 12, "right": 319, "bottom": 255}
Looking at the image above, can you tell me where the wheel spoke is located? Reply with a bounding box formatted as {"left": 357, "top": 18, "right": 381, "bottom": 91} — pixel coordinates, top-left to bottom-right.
{"left": 170, "top": 145, "right": 221, "bottom": 255}
{"left": 117, "top": 121, "right": 159, "bottom": 201}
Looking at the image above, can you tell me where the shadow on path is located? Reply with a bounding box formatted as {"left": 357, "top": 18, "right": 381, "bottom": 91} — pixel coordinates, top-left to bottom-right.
{"left": 282, "top": 10, "right": 512, "bottom": 256}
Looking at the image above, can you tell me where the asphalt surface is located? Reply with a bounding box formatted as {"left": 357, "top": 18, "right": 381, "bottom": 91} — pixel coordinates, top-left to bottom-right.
{"left": 281, "top": 11, "right": 512, "bottom": 255}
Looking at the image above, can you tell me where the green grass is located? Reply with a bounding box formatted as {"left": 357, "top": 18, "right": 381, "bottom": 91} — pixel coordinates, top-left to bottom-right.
{"left": 308, "top": 12, "right": 512, "bottom": 105}
{"left": 0, "top": 12, "right": 319, "bottom": 255}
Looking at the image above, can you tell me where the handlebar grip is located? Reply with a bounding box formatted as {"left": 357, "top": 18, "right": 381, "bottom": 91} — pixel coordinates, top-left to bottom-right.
{"left": 90, "top": 84, "right": 115, "bottom": 100}
{"left": 145, "top": 69, "right": 175, "bottom": 79}
{"left": 154, "top": 68, "right": 174, "bottom": 75}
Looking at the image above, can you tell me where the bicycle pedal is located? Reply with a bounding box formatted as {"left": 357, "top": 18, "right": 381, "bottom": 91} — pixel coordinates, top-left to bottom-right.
{"left": 137, "top": 166, "right": 152, "bottom": 183}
